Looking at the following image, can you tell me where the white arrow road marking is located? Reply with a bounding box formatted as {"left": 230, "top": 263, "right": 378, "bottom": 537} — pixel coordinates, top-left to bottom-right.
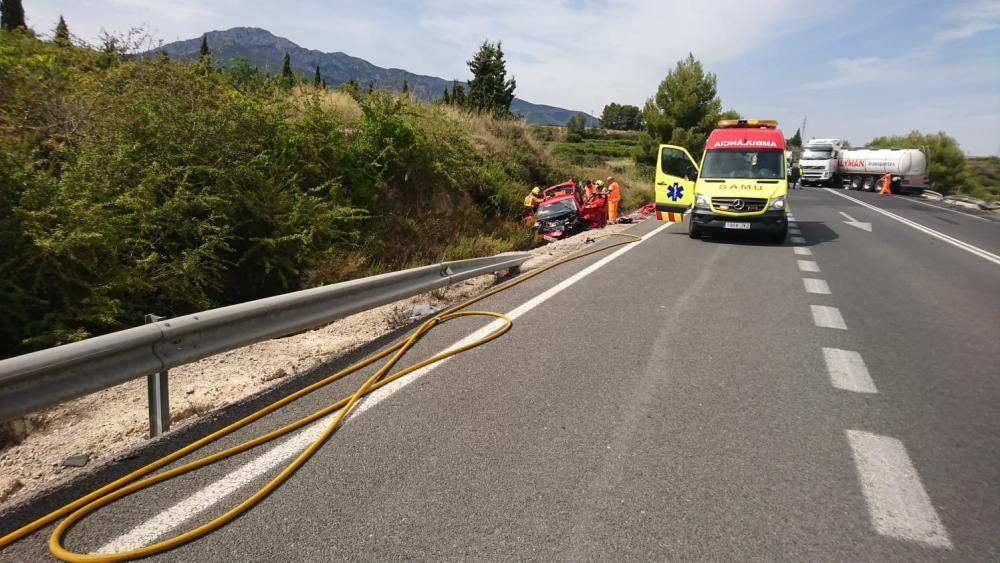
{"left": 97, "top": 221, "right": 674, "bottom": 554}
{"left": 839, "top": 211, "right": 873, "bottom": 232}
{"left": 847, "top": 430, "right": 952, "bottom": 548}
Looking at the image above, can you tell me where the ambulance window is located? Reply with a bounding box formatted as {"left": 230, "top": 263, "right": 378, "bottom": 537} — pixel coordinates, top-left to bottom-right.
{"left": 660, "top": 148, "right": 695, "bottom": 179}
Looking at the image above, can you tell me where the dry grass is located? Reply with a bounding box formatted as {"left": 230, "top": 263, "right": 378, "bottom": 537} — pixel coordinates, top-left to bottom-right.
{"left": 286, "top": 85, "right": 363, "bottom": 124}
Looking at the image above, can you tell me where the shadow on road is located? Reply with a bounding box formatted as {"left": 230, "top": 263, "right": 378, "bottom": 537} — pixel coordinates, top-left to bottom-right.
{"left": 668, "top": 221, "right": 840, "bottom": 247}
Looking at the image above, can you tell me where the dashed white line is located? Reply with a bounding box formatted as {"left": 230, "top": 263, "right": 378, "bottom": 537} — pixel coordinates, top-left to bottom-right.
{"left": 791, "top": 236, "right": 806, "bottom": 244}
{"left": 822, "top": 348, "right": 876, "bottom": 393}
{"left": 797, "top": 260, "right": 821, "bottom": 273}
{"left": 811, "top": 305, "right": 847, "bottom": 329}
{"left": 847, "top": 430, "right": 952, "bottom": 549}
{"left": 802, "top": 278, "right": 831, "bottom": 295}
{"left": 98, "top": 222, "right": 675, "bottom": 554}
{"left": 824, "top": 189, "right": 1000, "bottom": 266}
{"left": 793, "top": 247, "right": 812, "bottom": 256}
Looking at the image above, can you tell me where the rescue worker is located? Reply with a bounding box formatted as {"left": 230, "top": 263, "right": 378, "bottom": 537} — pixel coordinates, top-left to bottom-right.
{"left": 606, "top": 176, "right": 621, "bottom": 223}
{"left": 583, "top": 179, "right": 595, "bottom": 201}
{"left": 789, "top": 162, "right": 800, "bottom": 189}
{"left": 879, "top": 172, "right": 892, "bottom": 195}
{"left": 522, "top": 186, "right": 543, "bottom": 224}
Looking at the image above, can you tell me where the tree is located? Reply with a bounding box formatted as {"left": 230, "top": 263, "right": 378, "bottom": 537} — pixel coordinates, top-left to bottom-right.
{"left": 1, "top": 0, "right": 25, "bottom": 31}
{"left": 867, "top": 131, "right": 969, "bottom": 194}
{"left": 636, "top": 53, "right": 728, "bottom": 163}
{"left": 402, "top": 79, "right": 409, "bottom": 95}
{"left": 442, "top": 88, "right": 451, "bottom": 104}
{"left": 600, "top": 103, "right": 642, "bottom": 130}
{"left": 53, "top": 15, "right": 70, "bottom": 46}
{"left": 565, "top": 114, "right": 587, "bottom": 143}
{"left": 280, "top": 51, "right": 293, "bottom": 88}
{"left": 313, "top": 65, "right": 321, "bottom": 88}
{"left": 367, "top": 82, "right": 374, "bottom": 95}
{"left": 451, "top": 80, "right": 466, "bottom": 107}
{"left": 465, "top": 41, "right": 516, "bottom": 116}
{"left": 199, "top": 34, "right": 210, "bottom": 67}
{"left": 787, "top": 128, "right": 802, "bottom": 148}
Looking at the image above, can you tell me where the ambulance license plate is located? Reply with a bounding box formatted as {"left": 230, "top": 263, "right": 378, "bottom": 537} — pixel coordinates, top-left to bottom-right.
{"left": 723, "top": 222, "right": 751, "bottom": 230}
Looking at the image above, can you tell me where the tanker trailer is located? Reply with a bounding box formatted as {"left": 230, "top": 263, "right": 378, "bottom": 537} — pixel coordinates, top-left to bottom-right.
{"left": 837, "top": 148, "right": 929, "bottom": 194}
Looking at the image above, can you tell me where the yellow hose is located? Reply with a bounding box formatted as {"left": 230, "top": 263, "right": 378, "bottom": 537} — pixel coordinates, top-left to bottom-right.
{"left": 0, "top": 232, "right": 642, "bottom": 562}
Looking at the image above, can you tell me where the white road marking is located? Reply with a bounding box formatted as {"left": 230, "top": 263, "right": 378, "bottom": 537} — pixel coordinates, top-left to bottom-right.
{"left": 839, "top": 210, "right": 873, "bottom": 232}
{"left": 825, "top": 189, "right": 1000, "bottom": 266}
{"left": 908, "top": 197, "right": 989, "bottom": 222}
{"left": 822, "top": 348, "right": 876, "bottom": 393}
{"left": 797, "top": 260, "right": 821, "bottom": 273}
{"left": 789, "top": 228, "right": 802, "bottom": 235}
{"left": 791, "top": 236, "right": 806, "bottom": 244}
{"left": 793, "top": 247, "right": 812, "bottom": 256}
{"left": 847, "top": 430, "right": 952, "bottom": 548}
{"left": 802, "top": 278, "right": 831, "bottom": 295}
{"left": 98, "top": 222, "right": 675, "bottom": 554}
{"left": 811, "top": 305, "right": 847, "bottom": 329}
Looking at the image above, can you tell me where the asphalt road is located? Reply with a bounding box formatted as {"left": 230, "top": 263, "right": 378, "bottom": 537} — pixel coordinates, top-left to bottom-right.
{"left": 2, "top": 188, "right": 998, "bottom": 561}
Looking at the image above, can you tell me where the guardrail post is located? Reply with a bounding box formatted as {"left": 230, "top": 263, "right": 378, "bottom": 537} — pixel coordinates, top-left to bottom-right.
{"left": 144, "top": 314, "right": 170, "bottom": 437}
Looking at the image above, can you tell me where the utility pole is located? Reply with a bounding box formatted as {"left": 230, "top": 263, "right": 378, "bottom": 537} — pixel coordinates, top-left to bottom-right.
{"left": 801, "top": 115, "right": 807, "bottom": 143}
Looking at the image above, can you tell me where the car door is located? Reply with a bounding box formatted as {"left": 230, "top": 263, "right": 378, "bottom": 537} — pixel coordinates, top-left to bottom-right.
{"left": 654, "top": 145, "right": 699, "bottom": 221}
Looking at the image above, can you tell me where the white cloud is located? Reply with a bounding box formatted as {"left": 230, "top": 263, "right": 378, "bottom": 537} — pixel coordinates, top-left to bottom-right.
{"left": 933, "top": 0, "right": 1000, "bottom": 43}
{"left": 803, "top": 57, "right": 888, "bottom": 89}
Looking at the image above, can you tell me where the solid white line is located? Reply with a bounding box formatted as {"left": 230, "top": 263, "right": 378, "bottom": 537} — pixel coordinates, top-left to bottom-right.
{"left": 797, "top": 260, "right": 820, "bottom": 273}
{"left": 908, "top": 197, "right": 989, "bottom": 222}
{"left": 822, "top": 348, "right": 875, "bottom": 393}
{"left": 790, "top": 236, "right": 806, "bottom": 244}
{"left": 811, "top": 305, "right": 847, "bottom": 329}
{"left": 824, "top": 189, "right": 1000, "bottom": 266}
{"left": 802, "top": 278, "right": 831, "bottom": 295}
{"left": 98, "top": 222, "right": 675, "bottom": 554}
{"left": 847, "top": 430, "right": 952, "bottom": 548}
{"left": 793, "top": 247, "right": 812, "bottom": 256}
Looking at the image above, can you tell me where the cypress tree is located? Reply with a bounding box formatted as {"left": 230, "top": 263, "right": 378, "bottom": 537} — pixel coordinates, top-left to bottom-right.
{"left": 322, "top": 78, "right": 327, "bottom": 88}
{"left": 402, "top": 79, "right": 409, "bottom": 95}
{"left": 442, "top": 88, "right": 451, "bottom": 104}
{"left": 280, "top": 51, "right": 293, "bottom": 88}
{"left": 367, "top": 82, "right": 374, "bottom": 95}
{"left": 451, "top": 80, "right": 466, "bottom": 107}
{"left": 54, "top": 15, "right": 70, "bottom": 46}
{"left": 313, "top": 65, "right": 321, "bottom": 88}
{"left": 1, "top": 0, "right": 26, "bottom": 31}
{"left": 199, "top": 34, "right": 210, "bottom": 65}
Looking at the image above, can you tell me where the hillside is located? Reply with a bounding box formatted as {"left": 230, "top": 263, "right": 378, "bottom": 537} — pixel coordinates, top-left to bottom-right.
{"left": 156, "top": 27, "right": 599, "bottom": 127}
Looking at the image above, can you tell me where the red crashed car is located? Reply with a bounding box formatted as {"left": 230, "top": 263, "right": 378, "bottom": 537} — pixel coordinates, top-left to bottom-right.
{"left": 533, "top": 181, "right": 608, "bottom": 242}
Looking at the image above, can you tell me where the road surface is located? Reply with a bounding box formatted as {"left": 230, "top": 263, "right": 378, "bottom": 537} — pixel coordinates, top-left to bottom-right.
{"left": 2, "top": 188, "right": 998, "bottom": 561}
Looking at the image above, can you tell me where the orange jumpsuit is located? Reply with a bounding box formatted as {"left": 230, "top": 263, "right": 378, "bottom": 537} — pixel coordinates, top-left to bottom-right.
{"left": 879, "top": 173, "right": 891, "bottom": 195}
{"left": 607, "top": 181, "right": 621, "bottom": 222}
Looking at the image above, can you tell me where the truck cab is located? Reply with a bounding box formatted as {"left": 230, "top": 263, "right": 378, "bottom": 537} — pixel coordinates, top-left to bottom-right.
{"left": 654, "top": 119, "right": 789, "bottom": 243}
{"left": 799, "top": 138, "right": 845, "bottom": 187}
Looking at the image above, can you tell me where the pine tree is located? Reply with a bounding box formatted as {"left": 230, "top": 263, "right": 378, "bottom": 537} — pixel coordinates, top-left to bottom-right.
{"left": 442, "top": 88, "right": 451, "bottom": 104}
{"left": 199, "top": 34, "right": 210, "bottom": 67}
{"left": 451, "top": 80, "right": 466, "bottom": 107}
{"left": 1, "top": 0, "right": 26, "bottom": 31}
{"left": 787, "top": 128, "right": 802, "bottom": 148}
{"left": 53, "top": 15, "right": 70, "bottom": 46}
{"left": 313, "top": 65, "right": 322, "bottom": 88}
{"left": 466, "top": 41, "right": 516, "bottom": 116}
{"left": 402, "top": 79, "right": 409, "bottom": 95}
{"left": 280, "top": 51, "right": 294, "bottom": 88}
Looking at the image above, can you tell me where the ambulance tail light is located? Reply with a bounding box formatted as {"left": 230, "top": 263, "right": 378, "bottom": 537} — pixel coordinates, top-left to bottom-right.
{"left": 718, "top": 119, "right": 778, "bottom": 129}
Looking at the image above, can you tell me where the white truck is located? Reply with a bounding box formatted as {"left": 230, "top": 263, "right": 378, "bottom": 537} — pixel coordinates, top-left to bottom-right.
{"left": 798, "top": 139, "right": 846, "bottom": 187}
{"left": 836, "top": 148, "right": 929, "bottom": 194}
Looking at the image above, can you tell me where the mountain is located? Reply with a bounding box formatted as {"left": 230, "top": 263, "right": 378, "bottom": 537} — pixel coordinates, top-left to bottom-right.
{"left": 155, "top": 28, "right": 598, "bottom": 127}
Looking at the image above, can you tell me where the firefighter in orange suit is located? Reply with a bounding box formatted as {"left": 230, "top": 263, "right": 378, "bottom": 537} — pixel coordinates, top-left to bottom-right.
{"left": 879, "top": 173, "right": 892, "bottom": 195}
{"left": 606, "top": 176, "right": 621, "bottom": 223}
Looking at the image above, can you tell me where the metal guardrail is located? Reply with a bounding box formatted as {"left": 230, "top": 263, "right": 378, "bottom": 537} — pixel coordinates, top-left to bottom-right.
{"left": 0, "top": 253, "right": 530, "bottom": 432}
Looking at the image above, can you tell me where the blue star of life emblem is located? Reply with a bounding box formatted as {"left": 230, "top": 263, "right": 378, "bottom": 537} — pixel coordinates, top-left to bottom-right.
{"left": 667, "top": 183, "right": 684, "bottom": 201}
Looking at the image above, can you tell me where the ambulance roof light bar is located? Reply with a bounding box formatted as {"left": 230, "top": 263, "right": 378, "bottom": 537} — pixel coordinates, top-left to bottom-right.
{"left": 717, "top": 119, "right": 778, "bottom": 129}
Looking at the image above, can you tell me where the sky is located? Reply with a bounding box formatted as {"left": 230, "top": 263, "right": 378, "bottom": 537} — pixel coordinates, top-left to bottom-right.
{"left": 24, "top": 0, "right": 1000, "bottom": 155}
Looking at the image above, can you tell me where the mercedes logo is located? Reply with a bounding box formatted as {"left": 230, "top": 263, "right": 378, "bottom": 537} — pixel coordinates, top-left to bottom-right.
{"left": 731, "top": 199, "right": 745, "bottom": 210}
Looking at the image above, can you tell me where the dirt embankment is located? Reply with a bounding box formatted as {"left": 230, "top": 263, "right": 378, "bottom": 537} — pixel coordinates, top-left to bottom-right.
{"left": 0, "top": 219, "right": 645, "bottom": 511}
